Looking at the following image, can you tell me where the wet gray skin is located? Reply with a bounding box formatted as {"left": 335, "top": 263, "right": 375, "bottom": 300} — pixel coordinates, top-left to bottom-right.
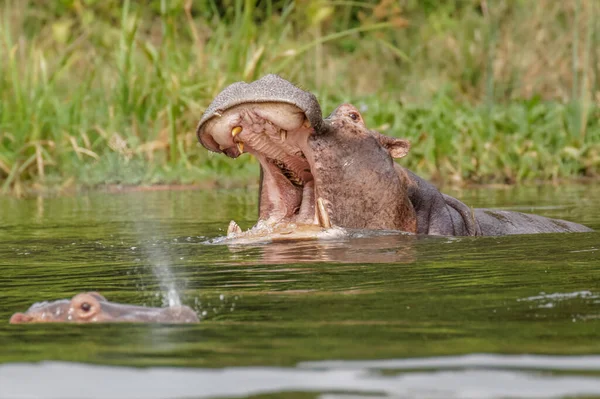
{"left": 197, "top": 75, "right": 593, "bottom": 236}
{"left": 309, "top": 104, "right": 417, "bottom": 231}
{"left": 9, "top": 292, "right": 199, "bottom": 324}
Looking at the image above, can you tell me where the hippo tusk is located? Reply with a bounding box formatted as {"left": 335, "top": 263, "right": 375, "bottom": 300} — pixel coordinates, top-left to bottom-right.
{"left": 280, "top": 130, "right": 287, "bottom": 141}
{"left": 231, "top": 126, "right": 242, "bottom": 137}
{"left": 231, "top": 127, "right": 244, "bottom": 153}
{"left": 227, "top": 220, "right": 242, "bottom": 236}
{"left": 317, "top": 197, "right": 332, "bottom": 229}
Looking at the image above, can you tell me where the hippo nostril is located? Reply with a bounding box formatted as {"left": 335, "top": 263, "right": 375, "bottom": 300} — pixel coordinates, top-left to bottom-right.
{"left": 10, "top": 313, "right": 32, "bottom": 324}
{"left": 81, "top": 302, "right": 91, "bottom": 312}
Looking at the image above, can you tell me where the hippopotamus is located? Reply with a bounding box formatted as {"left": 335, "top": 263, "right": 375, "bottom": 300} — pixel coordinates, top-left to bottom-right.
{"left": 196, "top": 74, "right": 593, "bottom": 236}
{"left": 9, "top": 292, "right": 199, "bottom": 324}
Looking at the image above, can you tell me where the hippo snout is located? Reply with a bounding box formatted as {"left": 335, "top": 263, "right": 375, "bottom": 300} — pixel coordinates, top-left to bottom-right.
{"left": 9, "top": 313, "right": 32, "bottom": 324}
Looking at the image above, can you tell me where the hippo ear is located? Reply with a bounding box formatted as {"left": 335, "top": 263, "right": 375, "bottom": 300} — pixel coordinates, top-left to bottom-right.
{"left": 376, "top": 134, "right": 411, "bottom": 159}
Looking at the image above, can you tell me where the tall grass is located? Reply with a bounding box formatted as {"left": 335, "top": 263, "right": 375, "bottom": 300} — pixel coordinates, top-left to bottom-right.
{"left": 0, "top": 0, "right": 598, "bottom": 196}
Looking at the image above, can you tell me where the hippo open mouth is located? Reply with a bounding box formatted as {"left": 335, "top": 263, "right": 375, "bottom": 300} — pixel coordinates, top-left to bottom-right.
{"left": 197, "top": 75, "right": 332, "bottom": 232}
{"left": 197, "top": 75, "right": 593, "bottom": 237}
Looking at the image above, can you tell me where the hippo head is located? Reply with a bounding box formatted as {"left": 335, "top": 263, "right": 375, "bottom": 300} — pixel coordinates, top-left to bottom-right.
{"left": 197, "top": 75, "right": 417, "bottom": 233}
{"left": 9, "top": 292, "right": 199, "bottom": 324}
{"left": 9, "top": 292, "right": 109, "bottom": 323}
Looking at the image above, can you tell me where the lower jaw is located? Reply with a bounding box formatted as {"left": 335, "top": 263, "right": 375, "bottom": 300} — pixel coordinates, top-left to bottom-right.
{"left": 259, "top": 193, "right": 332, "bottom": 230}
{"left": 225, "top": 147, "right": 332, "bottom": 237}
{"left": 226, "top": 184, "right": 332, "bottom": 237}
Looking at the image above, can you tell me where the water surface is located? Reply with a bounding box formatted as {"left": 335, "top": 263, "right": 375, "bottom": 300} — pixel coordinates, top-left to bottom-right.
{"left": 0, "top": 183, "right": 599, "bottom": 398}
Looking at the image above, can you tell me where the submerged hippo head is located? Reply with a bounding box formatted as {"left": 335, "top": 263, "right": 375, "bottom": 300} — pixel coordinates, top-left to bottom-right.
{"left": 197, "top": 74, "right": 416, "bottom": 233}
{"left": 9, "top": 292, "right": 199, "bottom": 324}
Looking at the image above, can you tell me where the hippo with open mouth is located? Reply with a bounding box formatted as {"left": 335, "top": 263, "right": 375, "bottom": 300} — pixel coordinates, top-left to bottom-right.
{"left": 197, "top": 75, "right": 592, "bottom": 237}
{"left": 9, "top": 292, "right": 199, "bottom": 324}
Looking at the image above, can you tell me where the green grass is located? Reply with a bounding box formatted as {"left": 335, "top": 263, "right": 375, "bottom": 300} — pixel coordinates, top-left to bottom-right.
{"left": 0, "top": 0, "right": 599, "bottom": 196}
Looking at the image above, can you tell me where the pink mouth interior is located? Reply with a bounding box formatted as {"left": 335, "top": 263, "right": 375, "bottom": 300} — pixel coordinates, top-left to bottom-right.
{"left": 199, "top": 103, "right": 319, "bottom": 226}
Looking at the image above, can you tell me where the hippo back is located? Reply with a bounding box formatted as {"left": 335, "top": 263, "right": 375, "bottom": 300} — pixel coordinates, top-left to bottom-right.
{"left": 474, "top": 209, "right": 593, "bottom": 236}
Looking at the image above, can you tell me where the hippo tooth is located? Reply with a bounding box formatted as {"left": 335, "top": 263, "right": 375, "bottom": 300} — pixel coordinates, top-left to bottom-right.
{"left": 232, "top": 127, "right": 244, "bottom": 153}
{"left": 317, "top": 198, "right": 332, "bottom": 229}
{"left": 227, "top": 220, "right": 242, "bottom": 236}
{"left": 280, "top": 130, "right": 287, "bottom": 141}
{"left": 231, "top": 126, "right": 242, "bottom": 137}
{"left": 303, "top": 118, "right": 311, "bottom": 128}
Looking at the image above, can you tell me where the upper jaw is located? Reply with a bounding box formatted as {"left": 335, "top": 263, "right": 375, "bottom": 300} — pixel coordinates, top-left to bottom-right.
{"left": 197, "top": 102, "right": 311, "bottom": 157}
{"left": 196, "top": 74, "right": 323, "bottom": 152}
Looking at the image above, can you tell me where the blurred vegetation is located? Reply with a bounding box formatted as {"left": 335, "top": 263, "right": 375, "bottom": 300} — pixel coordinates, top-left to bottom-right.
{"left": 0, "top": 0, "right": 599, "bottom": 196}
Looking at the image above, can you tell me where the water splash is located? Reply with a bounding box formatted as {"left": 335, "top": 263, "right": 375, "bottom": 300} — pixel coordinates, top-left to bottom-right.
{"left": 138, "top": 236, "right": 182, "bottom": 308}
{"left": 518, "top": 290, "right": 598, "bottom": 302}
{"left": 150, "top": 251, "right": 182, "bottom": 307}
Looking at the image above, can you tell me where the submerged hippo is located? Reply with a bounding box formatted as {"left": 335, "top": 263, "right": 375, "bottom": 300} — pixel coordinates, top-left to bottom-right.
{"left": 197, "top": 75, "right": 592, "bottom": 236}
{"left": 9, "top": 292, "right": 199, "bottom": 324}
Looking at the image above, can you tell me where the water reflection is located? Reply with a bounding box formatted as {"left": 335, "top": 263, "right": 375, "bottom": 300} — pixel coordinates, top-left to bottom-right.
{"left": 3, "top": 356, "right": 600, "bottom": 399}
{"left": 222, "top": 232, "right": 423, "bottom": 264}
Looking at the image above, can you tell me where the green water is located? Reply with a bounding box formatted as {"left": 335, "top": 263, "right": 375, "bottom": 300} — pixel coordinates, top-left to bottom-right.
{"left": 0, "top": 184, "right": 599, "bottom": 398}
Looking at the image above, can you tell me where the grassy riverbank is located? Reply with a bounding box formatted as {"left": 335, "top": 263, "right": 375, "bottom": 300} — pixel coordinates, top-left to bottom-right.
{"left": 1, "top": 1, "right": 599, "bottom": 196}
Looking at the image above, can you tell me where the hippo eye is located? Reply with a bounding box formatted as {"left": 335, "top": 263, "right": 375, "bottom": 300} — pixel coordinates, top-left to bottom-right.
{"left": 80, "top": 302, "right": 91, "bottom": 312}
{"left": 349, "top": 112, "right": 360, "bottom": 121}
